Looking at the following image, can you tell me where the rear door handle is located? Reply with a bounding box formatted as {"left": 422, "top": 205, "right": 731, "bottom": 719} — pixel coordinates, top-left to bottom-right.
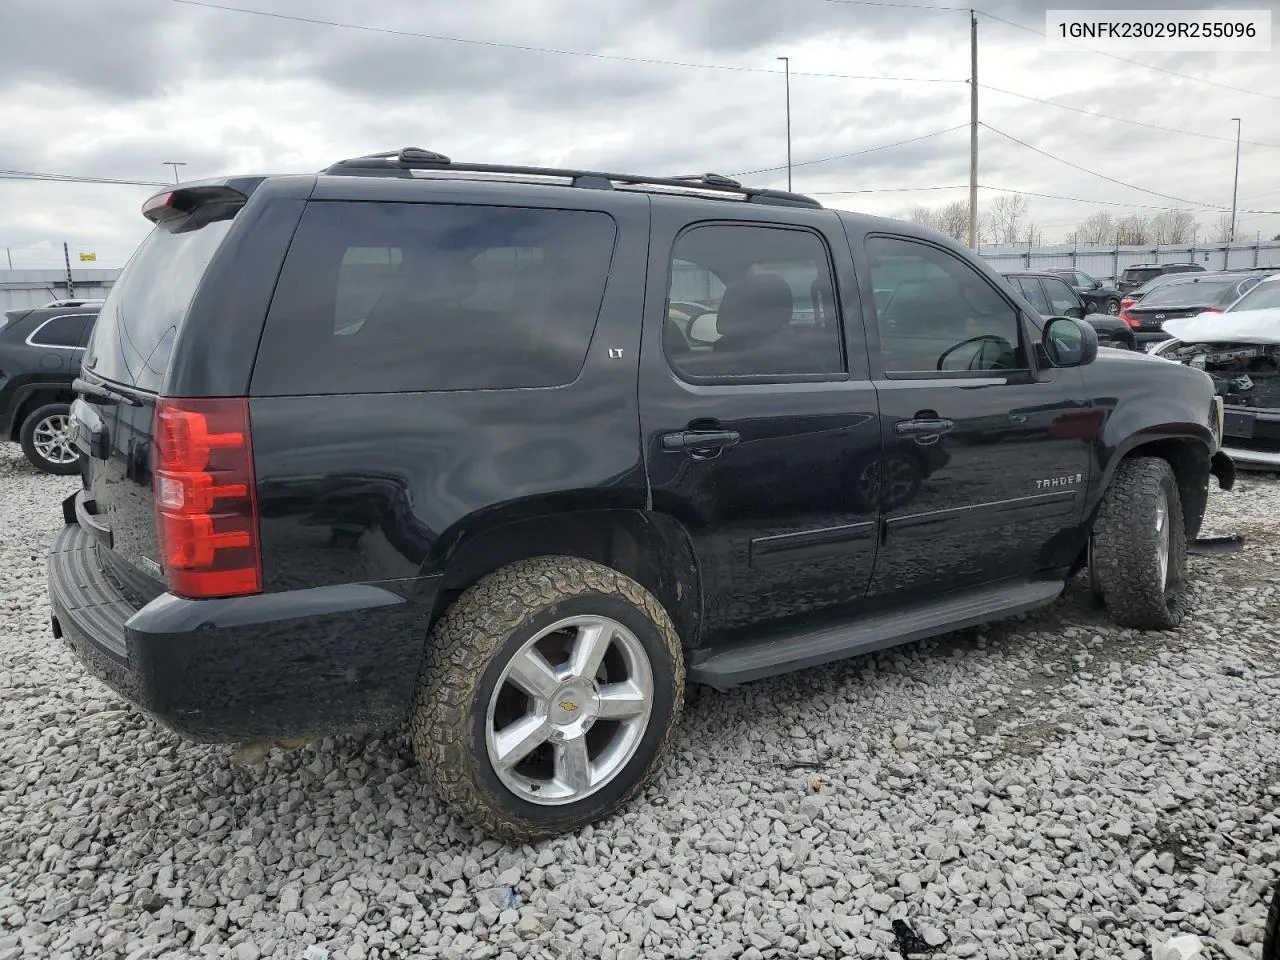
{"left": 661, "top": 430, "right": 741, "bottom": 453}
{"left": 894, "top": 418, "right": 954, "bottom": 439}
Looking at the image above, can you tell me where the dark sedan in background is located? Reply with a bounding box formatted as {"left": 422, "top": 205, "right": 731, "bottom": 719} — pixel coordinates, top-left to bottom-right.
{"left": 1121, "top": 271, "right": 1275, "bottom": 347}
{"left": 1002, "top": 271, "right": 1138, "bottom": 350}
{"left": 1046, "top": 268, "right": 1124, "bottom": 315}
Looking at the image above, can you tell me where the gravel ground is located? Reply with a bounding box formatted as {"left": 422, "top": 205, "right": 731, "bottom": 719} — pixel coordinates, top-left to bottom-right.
{"left": 2, "top": 441, "right": 1280, "bottom": 960}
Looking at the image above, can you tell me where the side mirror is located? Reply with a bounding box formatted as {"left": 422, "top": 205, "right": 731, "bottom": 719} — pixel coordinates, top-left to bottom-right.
{"left": 1092, "top": 279, "right": 1103, "bottom": 289}
{"left": 1043, "top": 316, "right": 1098, "bottom": 368}
{"left": 1064, "top": 305, "right": 1085, "bottom": 320}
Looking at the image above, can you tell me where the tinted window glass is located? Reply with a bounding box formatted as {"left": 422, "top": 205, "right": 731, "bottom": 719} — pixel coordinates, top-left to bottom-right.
{"left": 85, "top": 219, "right": 233, "bottom": 389}
{"left": 663, "top": 225, "right": 844, "bottom": 379}
{"left": 29, "top": 314, "right": 92, "bottom": 347}
{"left": 1231, "top": 279, "right": 1280, "bottom": 311}
{"left": 1042, "top": 277, "right": 1081, "bottom": 316}
{"left": 1123, "top": 267, "right": 1162, "bottom": 284}
{"left": 1013, "top": 277, "right": 1051, "bottom": 314}
{"left": 253, "top": 202, "right": 617, "bottom": 395}
{"left": 1140, "top": 279, "right": 1238, "bottom": 307}
{"left": 867, "top": 236, "right": 1025, "bottom": 374}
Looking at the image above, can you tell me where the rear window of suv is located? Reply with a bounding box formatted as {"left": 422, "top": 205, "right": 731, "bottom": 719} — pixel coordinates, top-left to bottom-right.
{"left": 1123, "top": 267, "right": 1161, "bottom": 284}
{"left": 251, "top": 202, "right": 618, "bottom": 395}
{"left": 84, "top": 219, "right": 234, "bottom": 390}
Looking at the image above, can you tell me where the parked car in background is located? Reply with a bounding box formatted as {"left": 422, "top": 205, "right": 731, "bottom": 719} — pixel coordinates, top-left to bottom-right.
{"left": 0, "top": 302, "right": 98, "bottom": 473}
{"left": 1001, "top": 272, "right": 1137, "bottom": 350}
{"left": 1045, "top": 269, "right": 1123, "bottom": 315}
{"left": 49, "top": 148, "right": 1233, "bottom": 841}
{"left": 1117, "top": 262, "right": 1204, "bottom": 295}
{"left": 1151, "top": 273, "right": 1280, "bottom": 469}
{"left": 1122, "top": 272, "right": 1273, "bottom": 348}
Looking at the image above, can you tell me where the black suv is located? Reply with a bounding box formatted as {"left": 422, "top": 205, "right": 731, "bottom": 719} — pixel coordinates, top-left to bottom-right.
{"left": 1118, "top": 262, "right": 1204, "bottom": 295}
{"left": 1044, "top": 269, "right": 1123, "bottom": 315}
{"left": 48, "top": 149, "right": 1234, "bottom": 840}
{"left": 1000, "top": 272, "right": 1137, "bottom": 350}
{"left": 1, "top": 302, "right": 99, "bottom": 473}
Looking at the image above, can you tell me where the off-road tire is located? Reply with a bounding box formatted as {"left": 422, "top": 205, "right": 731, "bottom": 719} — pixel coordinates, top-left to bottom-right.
{"left": 411, "top": 556, "right": 684, "bottom": 841}
{"left": 1264, "top": 879, "right": 1280, "bottom": 960}
{"left": 20, "top": 403, "right": 80, "bottom": 475}
{"left": 1091, "top": 456, "right": 1190, "bottom": 629}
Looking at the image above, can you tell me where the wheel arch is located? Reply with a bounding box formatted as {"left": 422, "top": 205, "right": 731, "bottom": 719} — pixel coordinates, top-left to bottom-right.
{"left": 430, "top": 508, "right": 703, "bottom": 654}
{"left": 8, "top": 384, "right": 76, "bottom": 441}
{"left": 1095, "top": 435, "right": 1216, "bottom": 542}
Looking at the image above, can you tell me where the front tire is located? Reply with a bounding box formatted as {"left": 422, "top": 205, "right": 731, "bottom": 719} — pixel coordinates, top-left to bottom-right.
{"left": 1090, "top": 457, "right": 1190, "bottom": 629}
{"left": 411, "top": 557, "right": 684, "bottom": 841}
{"left": 20, "top": 403, "right": 80, "bottom": 475}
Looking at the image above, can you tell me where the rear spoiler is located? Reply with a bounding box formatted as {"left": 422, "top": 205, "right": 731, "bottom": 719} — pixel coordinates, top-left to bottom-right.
{"left": 141, "top": 177, "right": 264, "bottom": 223}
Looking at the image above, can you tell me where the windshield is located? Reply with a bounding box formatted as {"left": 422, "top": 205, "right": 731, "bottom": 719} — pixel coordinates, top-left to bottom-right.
{"left": 84, "top": 218, "right": 233, "bottom": 391}
{"left": 1139, "top": 279, "right": 1237, "bottom": 307}
{"left": 1228, "top": 278, "right": 1280, "bottom": 312}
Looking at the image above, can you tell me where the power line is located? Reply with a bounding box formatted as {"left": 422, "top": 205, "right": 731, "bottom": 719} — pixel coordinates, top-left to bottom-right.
{"left": 809, "top": 184, "right": 970, "bottom": 195}
{"left": 0, "top": 169, "right": 167, "bottom": 187}
{"left": 980, "top": 85, "right": 1280, "bottom": 150}
{"left": 980, "top": 124, "right": 1226, "bottom": 209}
{"left": 733, "top": 124, "right": 967, "bottom": 178}
{"left": 980, "top": 184, "right": 1280, "bottom": 216}
{"left": 976, "top": 10, "right": 1280, "bottom": 103}
{"left": 169, "top": 0, "right": 962, "bottom": 84}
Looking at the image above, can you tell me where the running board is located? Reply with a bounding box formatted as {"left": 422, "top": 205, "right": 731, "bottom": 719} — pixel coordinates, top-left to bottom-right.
{"left": 688, "top": 579, "right": 1065, "bottom": 690}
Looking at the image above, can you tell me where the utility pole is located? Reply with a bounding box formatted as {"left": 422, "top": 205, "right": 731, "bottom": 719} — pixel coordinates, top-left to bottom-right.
{"left": 62, "top": 242, "right": 75, "bottom": 299}
{"left": 777, "top": 57, "right": 792, "bottom": 191}
{"left": 967, "top": 11, "right": 978, "bottom": 249}
{"left": 163, "top": 161, "right": 187, "bottom": 185}
{"left": 1229, "top": 118, "right": 1241, "bottom": 244}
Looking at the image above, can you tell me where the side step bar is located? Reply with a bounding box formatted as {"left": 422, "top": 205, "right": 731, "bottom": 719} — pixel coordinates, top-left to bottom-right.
{"left": 688, "top": 578, "right": 1065, "bottom": 690}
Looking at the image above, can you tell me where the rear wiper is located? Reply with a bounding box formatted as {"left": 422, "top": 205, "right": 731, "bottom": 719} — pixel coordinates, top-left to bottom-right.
{"left": 73, "top": 378, "right": 142, "bottom": 407}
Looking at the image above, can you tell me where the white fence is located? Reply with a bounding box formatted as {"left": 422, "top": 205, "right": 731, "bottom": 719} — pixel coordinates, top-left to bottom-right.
{"left": 976, "top": 241, "right": 1280, "bottom": 282}
{"left": 0, "top": 269, "right": 120, "bottom": 312}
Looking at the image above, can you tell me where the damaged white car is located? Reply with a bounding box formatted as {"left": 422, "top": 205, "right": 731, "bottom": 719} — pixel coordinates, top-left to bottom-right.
{"left": 1152, "top": 274, "right": 1280, "bottom": 469}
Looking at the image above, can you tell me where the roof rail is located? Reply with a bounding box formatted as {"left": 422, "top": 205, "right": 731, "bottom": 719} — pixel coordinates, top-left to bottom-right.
{"left": 321, "top": 147, "right": 822, "bottom": 209}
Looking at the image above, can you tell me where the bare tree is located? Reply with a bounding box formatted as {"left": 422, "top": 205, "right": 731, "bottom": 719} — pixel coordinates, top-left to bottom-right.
{"left": 907, "top": 207, "right": 942, "bottom": 231}
{"left": 1069, "top": 211, "right": 1115, "bottom": 245}
{"left": 1151, "top": 209, "right": 1197, "bottom": 244}
{"left": 936, "top": 201, "right": 970, "bottom": 243}
{"left": 1212, "top": 213, "right": 1233, "bottom": 243}
{"left": 1024, "top": 223, "right": 1044, "bottom": 247}
{"left": 982, "top": 194, "right": 1029, "bottom": 244}
{"left": 1114, "top": 214, "right": 1151, "bottom": 245}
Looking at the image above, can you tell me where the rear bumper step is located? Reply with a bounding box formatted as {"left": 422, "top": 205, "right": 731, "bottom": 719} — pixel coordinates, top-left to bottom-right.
{"left": 48, "top": 523, "right": 436, "bottom": 742}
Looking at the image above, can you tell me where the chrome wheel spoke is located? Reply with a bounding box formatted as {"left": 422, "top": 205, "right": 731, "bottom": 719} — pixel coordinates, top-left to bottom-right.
{"left": 596, "top": 681, "right": 648, "bottom": 720}
{"left": 554, "top": 736, "right": 592, "bottom": 793}
{"left": 1154, "top": 493, "right": 1170, "bottom": 590}
{"left": 506, "top": 647, "right": 560, "bottom": 699}
{"left": 491, "top": 715, "right": 551, "bottom": 769}
{"left": 568, "top": 621, "right": 612, "bottom": 681}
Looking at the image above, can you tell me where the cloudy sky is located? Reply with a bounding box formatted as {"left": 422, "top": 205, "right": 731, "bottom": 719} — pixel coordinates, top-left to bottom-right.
{"left": 2, "top": 0, "right": 1279, "bottom": 269}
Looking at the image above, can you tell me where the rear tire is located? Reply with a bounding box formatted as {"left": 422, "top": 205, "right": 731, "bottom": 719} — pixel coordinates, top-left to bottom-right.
{"left": 1264, "top": 879, "right": 1280, "bottom": 960}
{"left": 20, "top": 403, "right": 80, "bottom": 475}
{"left": 1090, "top": 456, "right": 1190, "bottom": 630}
{"left": 411, "top": 556, "right": 684, "bottom": 841}
{"left": 1105, "top": 298, "right": 1121, "bottom": 315}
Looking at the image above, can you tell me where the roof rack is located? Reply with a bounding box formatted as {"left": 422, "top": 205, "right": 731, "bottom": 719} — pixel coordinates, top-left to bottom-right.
{"left": 321, "top": 147, "right": 822, "bottom": 209}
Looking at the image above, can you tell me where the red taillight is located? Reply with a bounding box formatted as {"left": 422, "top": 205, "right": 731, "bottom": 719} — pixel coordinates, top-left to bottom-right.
{"left": 153, "top": 398, "right": 261, "bottom": 599}
{"left": 1120, "top": 311, "right": 1139, "bottom": 328}
{"left": 1120, "top": 297, "right": 1136, "bottom": 310}
{"left": 1198, "top": 307, "right": 1222, "bottom": 314}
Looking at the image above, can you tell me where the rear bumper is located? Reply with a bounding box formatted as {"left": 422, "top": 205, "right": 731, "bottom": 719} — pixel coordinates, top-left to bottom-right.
{"left": 48, "top": 523, "right": 436, "bottom": 742}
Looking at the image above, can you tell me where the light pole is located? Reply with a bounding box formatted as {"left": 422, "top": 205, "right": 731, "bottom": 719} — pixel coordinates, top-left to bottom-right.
{"left": 1229, "top": 118, "right": 1242, "bottom": 244}
{"left": 777, "top": 56, "right": 792, "bottom": 191}
{"left": 162, "top": 161, "right": 187, "bottom": 185}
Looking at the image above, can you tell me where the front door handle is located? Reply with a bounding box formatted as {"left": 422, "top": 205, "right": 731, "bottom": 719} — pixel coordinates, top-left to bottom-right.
{"left": 894, "top": 418, "right": 955, "bottom": 440}
{"left": 661, "top": 429, "right": 741, "bottom": 454}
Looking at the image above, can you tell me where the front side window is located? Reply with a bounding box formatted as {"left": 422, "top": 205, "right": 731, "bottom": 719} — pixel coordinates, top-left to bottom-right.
{"left": 253, "top": 202, "right": 617, "bottom": 394}
{"left": 867, "top": 236, "right": 1026, "bottom": 375}
{"left": 663, "top": 225, "right": 844, "bottom": 379}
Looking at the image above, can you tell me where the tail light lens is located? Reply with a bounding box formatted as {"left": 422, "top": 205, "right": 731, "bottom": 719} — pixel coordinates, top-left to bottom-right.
{"left": 1120, "top": 297, "right": 1136, "bottom": 310}
{"left": 1198, "top": 307, "right": 1222, "bottom": 314}
{"left": 153, "top": 398, "right": 261, "bottom": 599}
{"left": 1120, "top": 311, "right": 1139, "bottom": 328}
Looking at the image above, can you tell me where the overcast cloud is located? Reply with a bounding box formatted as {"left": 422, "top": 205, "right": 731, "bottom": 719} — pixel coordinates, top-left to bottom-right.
{"left": 2, "top": 0, "right": 1278, "bottom": 268}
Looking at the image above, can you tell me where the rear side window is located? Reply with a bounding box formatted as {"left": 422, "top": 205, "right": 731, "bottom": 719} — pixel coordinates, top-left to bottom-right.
{"left": 252, "top": 202, "right": 617, "bottom": 395}
{"left": 29, "top": 314, "right": 93, "bottom": 347}
{"left": 84, "top": 219, "right": 234, "bottom": 390}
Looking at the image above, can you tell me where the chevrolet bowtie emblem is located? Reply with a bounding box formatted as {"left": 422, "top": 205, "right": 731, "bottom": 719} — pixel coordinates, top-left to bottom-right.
{"left": 559, "top": 700, "right": 579, "bottom": 713}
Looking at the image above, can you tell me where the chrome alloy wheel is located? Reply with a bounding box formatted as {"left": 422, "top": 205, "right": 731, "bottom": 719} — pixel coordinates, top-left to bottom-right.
{"left": 484, "top": 615, "right": 654, "bottom": 805}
